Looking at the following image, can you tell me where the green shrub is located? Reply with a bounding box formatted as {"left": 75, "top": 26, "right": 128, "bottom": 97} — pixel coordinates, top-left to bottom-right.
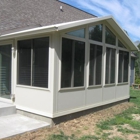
{"left": 135, "top": 78, "right": 140, "bottom": 84}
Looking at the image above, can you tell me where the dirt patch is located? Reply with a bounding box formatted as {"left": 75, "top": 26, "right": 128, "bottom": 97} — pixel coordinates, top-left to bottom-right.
{"left": 2, "top": 102, "right": 134, "bottom": 140}
{"left": 132, "top": 114, "right": 140, "bottom": 121}
{"left": 103, "top": 124, "right": 140, "bottom": 140}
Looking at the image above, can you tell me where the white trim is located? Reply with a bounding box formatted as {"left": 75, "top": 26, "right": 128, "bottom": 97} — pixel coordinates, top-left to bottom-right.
{"left": 0, "top": 97, "right": 13, "bottom": 103}
{"left": 102, "top": 24, "right": 106, "bottom": 87}
{"left": 16, "top": 35, "right": 51, "bottom": 91}
{"left": 89, "top": 40, "right": 103, "bottom": 46}
{"left": 59, "top": 87, "right": 85, "bottom": 92}
{"left": 16, "top": 85, "right": 50, "bottom": 91}
{"left": 104, "top": 83, "right": 116, "bottom": 87}
{"left": 16, "top": 105, "right": 53, "bottom": 118}
{"left": 53, "top": 96, "right": 129, "bottom": 118}
{"left": 0, "top": 16, "right": 138, "bottom": 51}
{"left": 118, "top": 47, "right": 129, "bottom": 52}
{"left": 61, "top": 34, "right": 86, "bottom": 42}
{"left": 117, "top": 82, "right": 129, "bottom": 86}
{"left": 105, "top": 43, "right": 116, "bottom": 49}
{"left": 87, "top": 85, "right": 102, "bottom": 89}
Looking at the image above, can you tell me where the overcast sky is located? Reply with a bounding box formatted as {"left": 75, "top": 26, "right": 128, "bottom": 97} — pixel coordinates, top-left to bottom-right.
{"left": 60, "top": 0, "right": 140, "bottom": 42}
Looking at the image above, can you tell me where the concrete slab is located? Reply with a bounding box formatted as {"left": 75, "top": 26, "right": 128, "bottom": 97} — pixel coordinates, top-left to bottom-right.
{"left": 0, "top": 102, "right": 16, "bottom": 117}
{"left": 0, "top": 114, "right": 50, "bottom": 139}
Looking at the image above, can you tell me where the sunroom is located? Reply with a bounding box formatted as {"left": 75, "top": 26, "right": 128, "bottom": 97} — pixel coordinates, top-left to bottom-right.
{"left": 0, "top": 16, "right": 138, "bottom": 124}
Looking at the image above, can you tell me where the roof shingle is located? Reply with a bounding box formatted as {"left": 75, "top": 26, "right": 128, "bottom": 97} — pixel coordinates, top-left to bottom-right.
{"left": 0, "top": 0, "right": 96, "bottom": 34}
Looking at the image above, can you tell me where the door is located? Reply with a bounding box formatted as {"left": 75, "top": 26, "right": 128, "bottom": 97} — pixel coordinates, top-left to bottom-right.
{"left": 0, "top": 45, "right": 11, "bottom": 99}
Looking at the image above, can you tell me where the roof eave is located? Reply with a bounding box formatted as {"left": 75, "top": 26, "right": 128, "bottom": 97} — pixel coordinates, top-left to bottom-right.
{"left": 0, "top": 26, "right": 58, "bottom": 40}
{"left": 0, "top": 16, "right": 138, "bottom": 51}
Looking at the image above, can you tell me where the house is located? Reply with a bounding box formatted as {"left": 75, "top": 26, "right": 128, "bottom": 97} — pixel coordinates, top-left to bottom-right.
{"left": 0, "top": 0, "right": 138, "bottom": 125}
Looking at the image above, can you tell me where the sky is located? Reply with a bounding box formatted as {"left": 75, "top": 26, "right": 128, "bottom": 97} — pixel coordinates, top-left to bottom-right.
{"left": 60, "top": 0, "right": 140, "bottom": 42}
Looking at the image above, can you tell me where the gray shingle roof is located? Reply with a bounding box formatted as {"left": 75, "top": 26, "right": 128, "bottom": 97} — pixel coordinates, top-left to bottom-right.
{"left": 0, "top": 0, "right": 96, "bottom": 34}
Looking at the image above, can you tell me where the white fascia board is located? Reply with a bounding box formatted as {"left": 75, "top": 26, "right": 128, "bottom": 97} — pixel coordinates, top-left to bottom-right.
{"left": 56, "top": 16, "right": 138, "bottom": 51}
{"left": 56, "top": 16, "right": 112, "bottom": 30}
{"left": 0, "top": 16, "right": 109, "bottom": 40}
{"left": 0, "top": 26, "right": 58, "bottom": 40}
{"left": 106, "top": 17, "right": 139, "bottom": 51}
{"left": 0, "top": 15, "right": 138, "bottom": 51}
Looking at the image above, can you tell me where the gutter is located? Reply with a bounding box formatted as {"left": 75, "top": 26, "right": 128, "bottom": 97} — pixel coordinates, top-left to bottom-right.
{"left": 0, "top": 26, "right": 58, "bottom": 40}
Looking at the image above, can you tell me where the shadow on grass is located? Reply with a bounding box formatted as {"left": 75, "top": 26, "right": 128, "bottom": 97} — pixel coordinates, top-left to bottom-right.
{"left": 130, "top": 96, "right": 137, "bottom": 99}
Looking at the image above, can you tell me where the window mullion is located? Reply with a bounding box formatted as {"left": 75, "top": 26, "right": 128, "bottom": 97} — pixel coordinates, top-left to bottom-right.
{"left": 71, "top": 41, "right": 75, "bottom": 87}
{"left": 93, "top": 46, "right": 97, "bottom": 85}
{"left": 31, "top": 40, "right": 33, "bottom": 86}
{"left": 122, "top": 52, "right": 124, "bottom": 82}
{"left": 108, "top": 49, "right": 111, "bottom": 84}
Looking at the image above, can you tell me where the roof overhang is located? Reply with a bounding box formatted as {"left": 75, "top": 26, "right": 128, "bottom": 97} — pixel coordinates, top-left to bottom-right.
{"left": 0, "top": 16, "right": 138, "bottom": 51}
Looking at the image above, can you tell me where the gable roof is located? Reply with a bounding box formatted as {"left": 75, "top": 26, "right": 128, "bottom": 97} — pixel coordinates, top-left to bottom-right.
{"left": 1, "top": 16, "right": 138, "bottom": 51}
{"left": 0, "top": 0, "right": 95, "bottom": 35}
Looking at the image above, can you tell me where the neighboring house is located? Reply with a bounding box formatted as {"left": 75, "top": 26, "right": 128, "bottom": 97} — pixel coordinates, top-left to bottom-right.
{"left": 0, "top": 0, "right": 138, "bottom": 125}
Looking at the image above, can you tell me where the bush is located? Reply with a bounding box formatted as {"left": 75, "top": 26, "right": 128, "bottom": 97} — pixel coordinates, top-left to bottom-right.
{"left": 135, "top": 78, "right": 140, "bottom": 84}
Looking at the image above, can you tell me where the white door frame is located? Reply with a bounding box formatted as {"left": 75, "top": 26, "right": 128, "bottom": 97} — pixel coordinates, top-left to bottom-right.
{"left": 0, "top": 40, "right": 14, "bottom": 103}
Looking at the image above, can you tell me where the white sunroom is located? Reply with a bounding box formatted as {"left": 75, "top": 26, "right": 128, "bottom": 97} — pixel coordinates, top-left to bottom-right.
{"left": 0, "top": 16, "right": 138, "bottom": 123}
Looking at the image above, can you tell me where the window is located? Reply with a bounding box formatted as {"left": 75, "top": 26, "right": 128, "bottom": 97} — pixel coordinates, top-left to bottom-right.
{"left": 118, "top": 51, "right": 129, "bottom": 83}
{"left": 89, "top": 24, "right": 103, "bottom": 42}
{"left": 17, "top": 37, "right": 49, "bottom": 88}
{"left": 105, "top": 48, "right": 116, "bottom": 84}
{"left": 105, "top": 27, "right": 116, "bottom": 45}
{"left": 66, "top": 29, "right": 85, "bottom": 38}
{"left": 89, "top": 44, "right": 102, "bottom": 85}
{"left": 61, "top": 38, "right": 85, "bottom": 88}
{"left": 118, "top": 40, "right": 126, "bottom": 49}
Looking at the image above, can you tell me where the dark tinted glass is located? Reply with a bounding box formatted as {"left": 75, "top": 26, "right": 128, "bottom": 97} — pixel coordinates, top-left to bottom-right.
{"left": 110, "top": 49, "right": 116, "bottom": 83}
{"left": 96, "top": 46, "right": 102, "bottom": 85}
{"left": 105, "top": 48, "right": 116, "bottom": 84}
{"left": 74, "top": 41, "right": 85, "bottom": 87}
{"left": 66, "top": 29, "right": 85, "bottom": 38}
{"left": 123, "top": 52, "right": 129, "bottom": 82}
{"left": 18, "top": 40, "right": 31, "bottom": 85}
{"left": 61, "top": 38, "right": 73, "bottom": 88}
{"left": 89, "top": 44, "right": 102, "bottom": 85}
{"left": 105, "top": 48, "right": 110, "bottom": 84}
{"left": 61, "top": 38, "right": 85, "bottom": 88}
{"left": 118, "top": 51, "right": 123, "bottom": 82}
{"left": 32, "top": 37, "right": 49, "bottom": 88}
{"left": 105, "top": 27, "right": 116, "bottom": 45}
{"left": 89, "top": 25, "right": 103, "bottom": 42}
{"left": 0, "top": 45, "right": 12, "bottom": 99}
{"left": 118, "top": 51, "right": 129, "bottom": 83}
{"left": 118, "top": 40, "right": 126, "bottom": 49}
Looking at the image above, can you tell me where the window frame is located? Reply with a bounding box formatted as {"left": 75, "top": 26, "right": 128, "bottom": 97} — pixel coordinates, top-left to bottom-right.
{"left": 105, "top": 26, "right": 116, "bottom": 46}
{"left": 88, "top": 43, "right": 103, "bottom": 86}
{"left": 105, "top": 47, "right": 116, "bottom": 85}
{"left": 60, "top": 23, "right": 130, "bottom": 90}
{"left": 60, "top": 26, "right": 87, "bottom": 90}
{"left": 16, "top": 35, "right": 51, "bottom": 90}
{"left": 118, "top": 50, "right": 130, "bottom": 84}
{"left": 60, "top": 37, "right": 86, "bottom": 89}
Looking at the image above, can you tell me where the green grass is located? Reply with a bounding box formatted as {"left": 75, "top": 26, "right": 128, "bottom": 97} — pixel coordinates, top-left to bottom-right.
{"left": 97, "top": 88, "right": 140, "bottom": 131}
{"left": 47, "top": 88, "right": 140, "bottom": 140}
{"left": 48, "top": 132, "right": 99, "bottom": 140}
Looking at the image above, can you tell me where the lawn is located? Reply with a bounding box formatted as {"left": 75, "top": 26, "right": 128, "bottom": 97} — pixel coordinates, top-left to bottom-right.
{"left": 4, "top": 88, "right": 139, "bottom": 140}
{"left": 47, "top": 88, "right": 140, "bottom": 140}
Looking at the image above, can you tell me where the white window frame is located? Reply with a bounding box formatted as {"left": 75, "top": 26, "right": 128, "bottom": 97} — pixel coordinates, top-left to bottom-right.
{"left": 16, "top": 34, "right": 51, "bottom": 91}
